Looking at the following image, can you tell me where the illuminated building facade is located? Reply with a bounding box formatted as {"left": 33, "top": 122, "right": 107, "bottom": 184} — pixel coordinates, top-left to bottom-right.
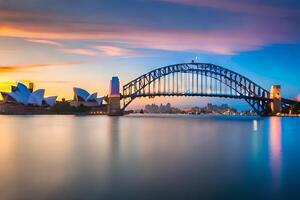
{"left": 108, "top": 76, "right": 121, "bottom": 115}
{"left": 110, "top": 76, "right": 120, "bottom": 96}
{"left": 270, "top": 85, "right": 282, "bottom": 114}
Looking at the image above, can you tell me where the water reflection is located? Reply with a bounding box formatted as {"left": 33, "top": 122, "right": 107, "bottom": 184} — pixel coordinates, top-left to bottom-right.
{"left": 253, "top": 120, "right": 258, "bottom": 132}
{"left": 0, "top": 118, "right": 18, "bottom": 200}
{"left": 1, "top": 115, "right": 300, "bottom": 199}
{"left": 269, "top": 117, "right": 282, "bottom": 188}
{"left": 108, "top": 117, "right": 121, "bottom": 194}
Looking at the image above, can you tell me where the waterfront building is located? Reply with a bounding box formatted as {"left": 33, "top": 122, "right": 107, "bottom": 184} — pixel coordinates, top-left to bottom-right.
{"left": 107, "top": 76, "right": 122, "bottom": 115}
{"left": 1, "top": 82, "right": 57, "bottom": 106}
{"left": 70, "top": 87, "right": 105, "bottom": 107}
{"left": 144, "top": 103, "right": 179, "bottom": 113}
{"left": 0, "top": 82, "right": 57, "bottom": 114}
{"left": 110, "top": 76, "right": 120, "bottom": 96}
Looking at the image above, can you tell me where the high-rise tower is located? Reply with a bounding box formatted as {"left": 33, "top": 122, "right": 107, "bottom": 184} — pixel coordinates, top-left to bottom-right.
{"left": 108, "top": 76, "right": 122, "bottom": 115}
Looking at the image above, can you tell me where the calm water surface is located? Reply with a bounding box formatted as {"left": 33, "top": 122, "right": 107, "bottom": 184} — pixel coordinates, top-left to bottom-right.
{"left": 0, "top": 114, "right": 300, "bottom": 200}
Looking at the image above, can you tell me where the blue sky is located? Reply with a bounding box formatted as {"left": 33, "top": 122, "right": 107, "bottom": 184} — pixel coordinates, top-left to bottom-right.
{"left": 0, "top": 0, "right": 299, "bottom": 109}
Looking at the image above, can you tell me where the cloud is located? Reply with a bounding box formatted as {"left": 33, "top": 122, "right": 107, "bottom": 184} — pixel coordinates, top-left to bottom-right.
{"left": 113, "top": 27, "right": 299, "bottom": 55}
{"left": 26, "top": 39, "right": 62, "bottom": 46}
{"left": 0, "top": 48, "right": 15, "bottom": 53}
{"left": 61, "top": 48, "right": 98, "bottom": 56}
{"left": 94, "top": 45, "right": 150, "bottom": 57}
{"left": 0, "top": 2, "right": 299, "bottom": 55}
{"left": 2, "top": 22, "right": 298, "bottom": 55}
{"left": 0, "top": 23, "right": 120, "bottom": 40}
{"left": 34, "top": 80, "right": 73, "bottom": 84}
{"left": 62, "top": 46, "right": 153, "bottom": 57}
{"left": 159, "top": 0, "right": 299, "bottom": 17}
{"left": 0, "top": 9, "right": 43, "bottom": 18}
{"left": 0, "top": 62, "right": 83, "bottom": 73}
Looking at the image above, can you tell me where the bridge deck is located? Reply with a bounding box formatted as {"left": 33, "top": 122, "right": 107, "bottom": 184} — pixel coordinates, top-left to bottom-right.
{"left": 121, "top": 93, "right": 272, "bottom": 101}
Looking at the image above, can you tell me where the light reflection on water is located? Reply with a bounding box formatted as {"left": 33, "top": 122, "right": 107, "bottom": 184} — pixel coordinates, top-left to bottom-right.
{"left": 253, "top": 119, "right": 258, "bottom": 132}
{"left": 0, "top": 115, "right": 299, "bottom": 200}
{"left": 269, "top": 117, "right": 282, "bottom": 188}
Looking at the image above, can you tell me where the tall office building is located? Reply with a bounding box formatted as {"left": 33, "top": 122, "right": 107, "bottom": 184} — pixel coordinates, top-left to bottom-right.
{"left": 108, "top": 76, "right": 121, "bottom": 115}
{"left": 110, "top": 76, "right": 120, "bottom": 97}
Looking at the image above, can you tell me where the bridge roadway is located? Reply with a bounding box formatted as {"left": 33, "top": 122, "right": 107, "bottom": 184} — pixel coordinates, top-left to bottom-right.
{"left": 122, "top": 93, "right": 294, "bottom": 104}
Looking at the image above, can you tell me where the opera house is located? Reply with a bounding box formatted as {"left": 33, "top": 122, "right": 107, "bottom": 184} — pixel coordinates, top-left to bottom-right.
{"left": 70, "top": 87, "right": 105, "bottom": 107}
{"left": 0, "top": 82, "right": 57, "bottom": 114}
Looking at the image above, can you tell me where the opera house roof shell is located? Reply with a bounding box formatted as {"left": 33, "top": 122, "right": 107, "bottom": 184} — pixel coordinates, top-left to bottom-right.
{"left": 1, "top": 83, "right": 57, "bottom": 106}
{"left": 73, "top": 87, "right": 104, "bottom": 105}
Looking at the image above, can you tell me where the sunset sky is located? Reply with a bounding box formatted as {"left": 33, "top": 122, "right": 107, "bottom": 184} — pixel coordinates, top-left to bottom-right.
{"left": 0, "top": 0, "right": 299, "bottom": 109}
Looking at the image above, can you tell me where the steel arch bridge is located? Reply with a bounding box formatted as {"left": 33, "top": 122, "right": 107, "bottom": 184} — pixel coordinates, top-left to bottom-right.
{"left": 121, "top": 63, "right": 294, "bottom": 115}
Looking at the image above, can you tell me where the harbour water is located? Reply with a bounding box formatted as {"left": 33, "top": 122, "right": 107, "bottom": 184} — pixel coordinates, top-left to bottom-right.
{"left": 0, "top": 114, "right": 300, "bottom": 199}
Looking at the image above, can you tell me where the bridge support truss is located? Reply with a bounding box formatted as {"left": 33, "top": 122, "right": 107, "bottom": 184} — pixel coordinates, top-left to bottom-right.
{"left": 121, "top": 63, "right": 295, "bottom": 116}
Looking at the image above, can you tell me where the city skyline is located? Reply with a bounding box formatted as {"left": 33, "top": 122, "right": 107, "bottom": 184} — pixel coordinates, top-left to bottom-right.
{"left": 1, "top": 0, "right": 300, "bottom": 109}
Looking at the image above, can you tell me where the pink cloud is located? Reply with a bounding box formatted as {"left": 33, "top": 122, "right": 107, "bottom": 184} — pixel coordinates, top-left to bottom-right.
{"left": 61, "top": 48, "right": 98, "bottom": 56}
{"left": 94, "top": 45, "right": 150, "bottom": 57}
{"left": 61, "top": 46, "right": 152, "bottom": 57}
{"left": 26, "top": 39, "right": 62, "bottom": 46}
{"left": 115, "top": 27, "right": 298, "bottom": 54}
{"left": 0, "top": 48, "right": 15, "bottom": 53}
{"left": 0, "top": 10, "right": 299, "bottom": 55}
{"left": 297, "top": 94, "right": 300, "bottom": 102}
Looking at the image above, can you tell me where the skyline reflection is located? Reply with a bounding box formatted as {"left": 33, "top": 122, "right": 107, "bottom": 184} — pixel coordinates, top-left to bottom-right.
{"left": 1, "top": 115, "right": 300, "bottom": 199}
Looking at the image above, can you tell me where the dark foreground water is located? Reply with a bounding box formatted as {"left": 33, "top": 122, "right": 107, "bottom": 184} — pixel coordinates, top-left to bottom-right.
{"left": 0, "top": 114, "right": 300, "bottom": 200}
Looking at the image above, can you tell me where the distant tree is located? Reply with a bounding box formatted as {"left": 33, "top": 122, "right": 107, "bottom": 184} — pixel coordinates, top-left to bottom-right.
{"left": 73, "top": 104, "right": 91, "bottom": 114}
{"left": 49, "top": 102, "right": 91, "bottom": 114}
{"left": 292, "top": 102, "right": 300, "bottom": 114}
{"left": 49, "top": 101, "right": 73, "bottom": 114}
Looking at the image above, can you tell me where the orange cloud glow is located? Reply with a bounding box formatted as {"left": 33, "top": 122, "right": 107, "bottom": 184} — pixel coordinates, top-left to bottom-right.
{"left": 0, "top": 25, "right": 115, "bottom": 40}
{"left": 0, "top": 62, "right": 83, "bottom": 73}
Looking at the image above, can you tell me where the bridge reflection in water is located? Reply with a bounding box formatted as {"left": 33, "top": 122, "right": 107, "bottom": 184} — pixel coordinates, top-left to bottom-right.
{"left": 1, "top": 115, "right": 300, "bottom": 199}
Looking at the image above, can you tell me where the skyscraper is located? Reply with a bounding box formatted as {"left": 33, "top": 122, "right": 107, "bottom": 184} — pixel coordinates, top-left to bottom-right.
{"left": 108, "top": 76, "right": 121, "bottom": 115}
{"left": 110, "top": 76, "right": 120, "bottom": 97}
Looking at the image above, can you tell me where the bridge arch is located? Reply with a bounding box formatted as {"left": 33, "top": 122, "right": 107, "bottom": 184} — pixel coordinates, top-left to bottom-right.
{"left": 121, "top": 63, "right": 272, "bottom": 115}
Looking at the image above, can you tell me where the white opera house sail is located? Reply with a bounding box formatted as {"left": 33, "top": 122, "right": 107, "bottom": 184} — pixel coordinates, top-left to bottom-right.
{"left": 1, "top": 82, "right": 57, "bottom": 107}
{"left": 72, "top": 87, "right": 105, "bottom": 107}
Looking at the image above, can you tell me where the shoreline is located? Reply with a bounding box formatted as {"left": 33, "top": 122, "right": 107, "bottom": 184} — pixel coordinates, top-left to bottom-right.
{"left": 0, "top": 112, "right": 299, "bottom": 117}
